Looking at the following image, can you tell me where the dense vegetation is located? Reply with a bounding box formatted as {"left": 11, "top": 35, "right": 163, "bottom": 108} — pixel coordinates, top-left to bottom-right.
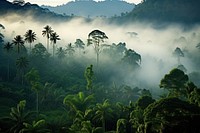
{"left": 0, "top": 21, "right": 200, "bottom": 133}
{"left": 117, "top": 0, "right": 200, "bottom": 25}
{"left": 0, "top": 0, "right": 200, "bottom": 132}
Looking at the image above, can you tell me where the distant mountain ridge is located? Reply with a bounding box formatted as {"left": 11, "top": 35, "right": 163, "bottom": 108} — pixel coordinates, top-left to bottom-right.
{"left": 119, "top": 0, "right": 200, "bottom": 24}
{"left": 42, "top": 0, "right": 135, "bottom": 18}
{"left": 0, "top": 0, "right": 72, "bottom": 22}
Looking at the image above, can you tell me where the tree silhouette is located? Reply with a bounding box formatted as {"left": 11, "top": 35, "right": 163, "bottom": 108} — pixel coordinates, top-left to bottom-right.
{"left": 24, "top": 29, "right": 36, "bottom": 51}
{"left": 116, "top": 119, "right": 127, "bottom": 133}
{"left": 196, "top": 43, "right": 200, "bottom": 49}
{"left": 50, "top": 32, "right": 60, "bottom": 57}
{"left": 88, "top": 29, "right": 108, "bottom": 67}
{"left": 42, "top": 25, "right": 53, "bottom": 52}
{"left": 74, "top": 39, "right": 85, "bottom": 55}
{"left": 65, "top": 43, "right": 75, "bottom": 57}
{"left": 160, "top": 68, "right": 189, "bottom": 97}
{"left": 144, "top": 97, "right": 200, "bottom": 133}
{"left": 3, "top": 42, "right": 13, "bottom": 81}
{"left": 93, "top": 99, "right": 113, "bottom": 132}
{"left": 56, "top": 47, "right": 66, "bottom": 60}
{"left": 63, "top": 92, "right": 94, "bottom": 113}
{"left": 0, "top": 32, "right": 4, "bottom": 44}
{"left": 122, "top": 49, "right": 141, "bottom": 69}
{"left": 31, "top": 43, "right": 50, "bottom": 59}
{"left": 1, "top": 100, "right": 33, "bottom": 133}
{"left": 16, "top": 56, "right": 29, "bottom": 85}
{"left": 173, "top": 47, "right": 184, "bottom": 64}
{"left": 12, "top": 35, "right": 25, "bottom": 54}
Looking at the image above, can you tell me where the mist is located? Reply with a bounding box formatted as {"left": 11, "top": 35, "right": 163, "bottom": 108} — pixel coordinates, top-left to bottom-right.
{"left": 1, "top": 13, "right": 200, "bottom": 90}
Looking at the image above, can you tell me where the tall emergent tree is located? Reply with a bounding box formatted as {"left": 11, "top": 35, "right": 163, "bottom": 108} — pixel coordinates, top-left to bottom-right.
{"left": 42, "top": 25, "right": 53, "bottom": 52}
{"left": 3, "top": 42, "right": 13, "bottom": 81}
{"left": 88, "top": 29, "right": 108, "bottom": 67}
{"left": 16, "top": 56, "right": 29, "bottom": 85}
{"left": 25, "top": 68, "right": 42, "bottom": 117}
{"left": 12, "top": 35, "right": 25, "bottom": 54}
{"left": 50, "top": 32, "right": 60, "bottom": 57}
{"left": 24, "top": 29, "right": 36, "bottom": 51}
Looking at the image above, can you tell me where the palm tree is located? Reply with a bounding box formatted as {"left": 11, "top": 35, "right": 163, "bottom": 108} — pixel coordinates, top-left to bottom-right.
{"left": 1, "top": 100, "right": 34, "bottom": 133}
{"left": 12, "top": 35, "right": 25, "bottom": 54}
{"left": 65, "top": 43, "right": 75, "bottom": 57}
{"left": 63, "top": 92, "right": 94, "bottom": 113}
{"left": 20, "top": 119, "right": 49, "bottom": 133}
{"left": 116, "top": 119, "right": 127, "bottom": 133}
{"left": 50, "top": 32, "right": 60, "bottom": 57}
{"left": 3, "top": 42, "right": 13, "bottom": 81}
{"left": 42, "top": 25, "right": 53, "bottom": 52}
{"left": 16, "top": 56, "right": 29, "bottom": 85}
{"left": 24, "top": 29, "right": 36, "bottom": 51}
{"left": 56, "top": 47, "right": 66, "bottom": 60}
{"left": 25, "top": 68, "right": 41, "bottom": 117}
{"left": 93, "top": 99, "right": 113, "bottom": 132}
{"left": 88, "top": 29, "right": 108, "bottom": 67}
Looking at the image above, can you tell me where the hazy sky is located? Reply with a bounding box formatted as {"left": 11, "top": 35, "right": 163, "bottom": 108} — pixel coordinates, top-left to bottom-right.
{"left": 8, "top": 0, "right": 142, "bottom": 6}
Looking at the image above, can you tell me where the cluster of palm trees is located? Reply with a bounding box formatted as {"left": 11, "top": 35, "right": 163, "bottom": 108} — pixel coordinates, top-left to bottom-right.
{"left": 42, "top": 25, "right": 60, "bottom": 57}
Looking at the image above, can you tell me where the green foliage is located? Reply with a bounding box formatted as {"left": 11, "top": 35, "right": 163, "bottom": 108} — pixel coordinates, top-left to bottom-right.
{"left": 136, "top": 95, "right": 155, "bottom": 110}
{"left": 1, "top": 100, "right": 34, "bottom": 133}
{"left": 20, "top": 119, "right": 49, "bottom": 133}
{"left": 189, "top": 88, "right": 200, "bottom": 106}
{"left": 88, "top": 29, "right": 108, "bottom": 66}
{"left": 50, "top": 32, "right": 60, "bottom": 57}
{"left": 84, "top": 65, "right": 94, "bottom": 91}
{"left": 25, "top": 68, "right": 40, "bottom": 84}
{"left": 93, "top": 99, "right": 113, "bottom": 132}
{"left": 65, "top": 43, "right": 75, "bottom": 56}
{"left": 122, "top": 49, "right": 141, "bottom": 69}
{"left": 12, "top": 35, "right": 25, "bottom": 54}
{"left": 31, "top": 43, "right": 50, "bottom": 59}
{"left": 42, "top": 25, "right": 54, "bottom": 52}
{"left": 160, "top": 68, "right": 189, "bottom": 97}
{"left": 144, "top": 97, "right": 200, "bottom": 133}
{"left": 63, "top": 91, "right": 94, "bottom": 113}
{"left": 24, "top": 29, "right": 36, "bottom": 51}
{"left": 116, "top": 119, "right": 127, "bottom": 133}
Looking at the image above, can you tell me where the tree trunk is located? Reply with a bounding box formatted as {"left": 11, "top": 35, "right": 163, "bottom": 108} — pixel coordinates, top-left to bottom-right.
{"left": 30, "top": 42, "right": 32, "bottom": 53}
{"left": 53, "top": 43, "right": 55, "bottom": 57}
{"left": 21, "top": 71, "right": 24, "bottom": 85}
{"left": 47, "top": 37, "right": 49, "bottom": 52}
{"left": 97, "top": 53, "right": 99, "bottom": 67}
{"left": 7, "top": 59, "right": 10, "bottom": 81}
{"left": 36, "top": 91, "right": 39, "bottom": 118}
{"left": 102, "top": 118, "right": 105, "bottom": 133}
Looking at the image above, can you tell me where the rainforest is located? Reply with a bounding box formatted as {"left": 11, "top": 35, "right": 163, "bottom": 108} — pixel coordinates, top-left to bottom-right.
{"left": 0, "top": 0, "right": 200, "bottom": 133}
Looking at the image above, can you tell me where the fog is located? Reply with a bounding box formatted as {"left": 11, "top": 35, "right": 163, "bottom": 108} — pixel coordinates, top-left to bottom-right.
{"left": 1, "top": 13, "right": 200, "bottom": 89}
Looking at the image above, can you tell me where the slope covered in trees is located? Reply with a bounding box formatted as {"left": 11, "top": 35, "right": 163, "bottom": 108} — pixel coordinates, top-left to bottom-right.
{"left": 117, "top": 0, "right": 200, "bottom": 24}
